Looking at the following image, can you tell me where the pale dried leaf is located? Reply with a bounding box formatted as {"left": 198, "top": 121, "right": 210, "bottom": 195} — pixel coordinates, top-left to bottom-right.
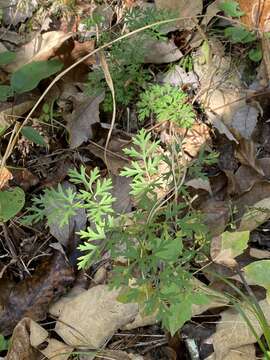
{"left": 202, "top": 0, "right": 224, "bottom": 25}
{"left": 4, "top": 31, "right": 73, "bottom": 73}
{"left": 55, "top": 285, "right": 139, "bottom": 348}
{"left": 40, "top": 339, "right": 73, "bottom": 360}
{"left": 186, "top": 178, "right": 212, "bottom": 193}
{"left": 143, "top": 38, "right": 183, "bottom": 64}
{"left": 29, "top": 320, "right": 48, "bottom": 348}
{"left": 231, "top": 105, "right": 259, "bottom": 139}
{"left": 6, "top": 318, "right": 38, "bottom": 360}
{"left": 160, "top": 65, "right": 199, "bottom": 89}
{"left": 2, "top": 0, "right": 38, "bottom": 26}
{"left": 155, "top": 0, "right": 203, "bottom": 29}
{"left": 68, "top": 93, "right": 105, "bottom": 148}
{"left": 206, "top": 345, "right": 256, "bottom": 360}
{"left": 208, "top": 300, "right": 270, "bottom": 360}
{"left": 250, "top": 248, "right": 270, "bottom": 259}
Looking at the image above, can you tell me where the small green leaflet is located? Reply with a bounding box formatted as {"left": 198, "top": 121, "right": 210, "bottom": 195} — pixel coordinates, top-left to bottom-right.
{"left": 249, "top": 47, "right": 262, "bottom": 62}
{"left": 0, "top": 85, "right": 13, "bottom": 101}
{"left": 166, "top": 292, "right": 209, "bottom": 335}
{"left": 21, "top": 126, "right": 47, "bottom": 146}
{"left": 0, "top": 334, "right": 9, "bottom": 351}
{"left": 11, "top": 60, "right": 63, "bottom": 94}
{"left": 0, "top": 51, "right": 16, "bottom": 66}
{"left": 219, "top": 1, "right": 245, "bottom": 17}
{"left": 224, "top": 27, "right": 256, "bottom": 44}
{"left": 0, "top": 187, "right": 25, "bottom": 222}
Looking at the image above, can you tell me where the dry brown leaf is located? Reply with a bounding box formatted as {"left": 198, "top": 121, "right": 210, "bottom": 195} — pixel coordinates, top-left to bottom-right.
{"left": 206, "top": 345, "right": 256, "bottom": 360}
{"left": 0, "top": 167, "right": 13, "bottom": 190}
{"left": 67, "top": 93, "right": 105, "bottom": 148}
{"left": 235, "top": 138, "right": 265, "bottom": 176}
{"left": 0, "top": 95, "right": 37, "bottom": 132}
{"left": 143, "top": 38, "right": 183, "bottom": 64}
{"left": 250, "top": 248, "right": 270, "bottom": 259}
{"left": 55, "top": 285, "right": 138, "bottom": 348}
{"left": 12, "top": 168, "right": 39, "bottom": 191}
{"left": 0, "top": 252, "right": 74, "bottom": 335}
{"left": 180, "top": 122, "right": 211, "bottom": 157}
{"left": 239, "top": 0, "right": 270, "bottom": 32}
{"left": 155, "top": 0, "right": 203, "bottom": 29}
{"left": 4, "top": 31, "right": 73, "bottom": 73}
{"left": 6, "top": 318, "right": 39, "bottom": 360}
{"left": 199, "top": 200, "right": 229, "bottom": 237}
{"left": 40, "top": 339, "right": 73, "bottom": 360}
{"left": 208, "top": 299, "right": 270, "bottom": 360}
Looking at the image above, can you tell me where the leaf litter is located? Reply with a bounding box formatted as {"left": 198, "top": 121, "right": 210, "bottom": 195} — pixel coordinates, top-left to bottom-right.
{"left": 3, "top": 0, "right": 270, "bottom": 359}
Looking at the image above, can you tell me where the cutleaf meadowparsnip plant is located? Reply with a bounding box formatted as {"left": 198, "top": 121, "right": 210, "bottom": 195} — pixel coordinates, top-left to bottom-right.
{"left": 86, "top": 7, "right": 177, "bottom": 111}
{"left": 24, "top": 128, "right": 218, "bottom": 335}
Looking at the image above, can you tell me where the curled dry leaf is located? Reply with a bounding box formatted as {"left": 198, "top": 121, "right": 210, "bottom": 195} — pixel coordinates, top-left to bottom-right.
{"left": 206, "top": 344, "right": 256, "bottom": 360}
{"left": 6, "top": 318, "right": 39, "bottom": 360}
{"left": 239, "top": 197, "right": 270, "bottom": 232}
{"left": 235, "top": 138, "right": 265, "bottom": 176}
{"left": 55, "top": 285, "right": 139, "bottom": 348}
{"left": 0, "top": 252, "right": 74, "bottom": 335}
{"left": 67, "top": 92, "right": 105, "bottom": 148}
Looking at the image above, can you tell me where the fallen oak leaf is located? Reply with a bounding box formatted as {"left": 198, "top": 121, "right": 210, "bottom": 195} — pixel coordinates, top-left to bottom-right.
{"left": 67, "top": 92, "right": 105, "bottom": 148}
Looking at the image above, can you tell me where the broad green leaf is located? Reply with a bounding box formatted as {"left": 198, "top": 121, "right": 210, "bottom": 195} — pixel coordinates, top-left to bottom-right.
{"left": 11, "top": 60, "right": 63, "bottom": 94}
{"left": 167, "top": 292, "right": 209, "bottom": 335}
{"left": 0, "top": 187, "right": 25, "bottom": 222}
{"left": 21, "top": 126, "right": 47, "bottom": 146}
{"left": 155, "top": 237, "right": 183, "bottom": 261}
{"left": 249, "top": 47, "right": 262, "bottom": 62}
{"left": 0, "top": 51, "right": 16, "bottom": 66}
{"left": 244, "top": 260, "right": 270, "bottom": 288}
{"left": 222, "top": 231, "right": 249, "bottom": 257}
{"left": 0, "top": 85, "right": 13, "bottom": 101}
{"left": 244, "top": 260, "right": 270, "bottom": 302}
{"left": 224, "top": 26, "right": 256, "bottom": 43}
{"left": 219, "top": 1, "right": 245, "bottom": 17}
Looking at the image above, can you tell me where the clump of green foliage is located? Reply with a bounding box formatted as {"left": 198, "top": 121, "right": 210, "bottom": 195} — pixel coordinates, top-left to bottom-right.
{"left": 138, "top": 84, "right": 195, "bottom": 128}
{"left": 86, "top": 7, "right": 177, "bottom": 111}
{"left": 219, "top": 1, "right": 262, "bottom": 62}
{"left": 24, "top": 128, "right": 218, "bottom": 335}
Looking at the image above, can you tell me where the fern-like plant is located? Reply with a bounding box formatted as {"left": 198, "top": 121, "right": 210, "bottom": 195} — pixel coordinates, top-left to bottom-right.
{"left": 24, "top": 129, "right": 218, "bottom": 335}
{"left": 138, "top": 84, "right": 195, "bottom": 128}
